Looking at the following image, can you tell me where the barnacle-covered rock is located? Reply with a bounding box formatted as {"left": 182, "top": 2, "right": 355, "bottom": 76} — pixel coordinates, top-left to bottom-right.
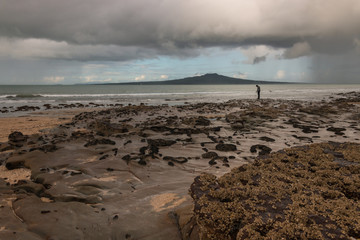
{"left": 190, "top": 142, "right": 360, "bottom": 240}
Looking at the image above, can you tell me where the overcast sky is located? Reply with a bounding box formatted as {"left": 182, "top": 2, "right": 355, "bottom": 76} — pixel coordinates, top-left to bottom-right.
{"left": 1, "top": 0, "right": 360, "bottom": 84}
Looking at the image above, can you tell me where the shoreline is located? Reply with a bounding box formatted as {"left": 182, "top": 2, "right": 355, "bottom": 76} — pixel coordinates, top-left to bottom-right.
{"left": 0, "top": 92, "right": 360, "bottom": 239}
{"left": 2, "top": 84, "right": 360, "bottom": 117}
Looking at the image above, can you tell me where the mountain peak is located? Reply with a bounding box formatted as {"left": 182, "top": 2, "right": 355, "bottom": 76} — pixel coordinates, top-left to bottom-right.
{"left": 203, "top": 73, "right": 219, "bottom": 76}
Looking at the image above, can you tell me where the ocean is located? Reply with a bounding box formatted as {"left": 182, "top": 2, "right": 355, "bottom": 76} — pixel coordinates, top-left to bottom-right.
{"left": 1, "top": 84, "right": 360, "bottom": 116}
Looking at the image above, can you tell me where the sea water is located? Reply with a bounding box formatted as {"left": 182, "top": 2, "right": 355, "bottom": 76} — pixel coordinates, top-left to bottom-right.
{"left": 1, "top": 84, "right": 360, "bottom": 116}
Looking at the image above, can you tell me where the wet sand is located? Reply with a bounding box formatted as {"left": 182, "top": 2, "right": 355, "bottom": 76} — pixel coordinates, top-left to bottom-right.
{"left": 0, "top": 92, "right": 360, "bottom": 239}
{"left": 0, "top": 108, "right": 107, "bottom": 142}
{"left": 0, "top": 116, "right": 71, "bottom": 143}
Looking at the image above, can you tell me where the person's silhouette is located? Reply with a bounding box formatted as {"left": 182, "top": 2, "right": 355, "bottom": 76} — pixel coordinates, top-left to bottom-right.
{"left": 256, "top": 85, "right": 261, "bottom": 100}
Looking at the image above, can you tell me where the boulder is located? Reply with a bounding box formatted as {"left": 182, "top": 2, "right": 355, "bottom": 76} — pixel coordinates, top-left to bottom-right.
{"left": 8, "top": 131, "right": 28, "bottom": 147}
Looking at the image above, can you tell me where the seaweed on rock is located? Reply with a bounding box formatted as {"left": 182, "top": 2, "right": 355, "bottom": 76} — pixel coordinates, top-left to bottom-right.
{"left": 190, "top": 142, "right": 360, "bottom": 240}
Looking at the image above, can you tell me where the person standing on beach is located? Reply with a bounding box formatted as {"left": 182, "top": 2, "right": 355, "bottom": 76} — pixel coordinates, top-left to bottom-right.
{"left": 256, "top": 85, "right": 261, "bottom": 99}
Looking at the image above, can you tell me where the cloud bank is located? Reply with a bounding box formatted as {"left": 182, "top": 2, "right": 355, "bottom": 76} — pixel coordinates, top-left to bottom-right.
{"left": 1, "top": 0, "right": 360, "bottom": 61}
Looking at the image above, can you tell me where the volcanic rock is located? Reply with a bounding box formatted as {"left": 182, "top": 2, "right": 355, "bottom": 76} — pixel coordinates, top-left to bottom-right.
{"left": 250, "top": 144, "right": 272, "bottom": 155}
{"left": 8, "top": 131, "right": 28, "bottom": 147}
{"left": 201, "top": 152, "right": 218, "bottom": 159}
{"left": 327, "top": 127, "right": 346, "bottom": 135}
{"left": 215, "top": 143, "right": 237, "bottom": 152}
{"left": 84, "top": 138, "right": 116, "bottom": 147}
{"left": 147, "top": 139, "right": 176, "bottom": 147}
{"left": 259, "top": 136, "right": 275, "bottom": 142}
{"left": 163, "top": 156, "right": 188, "bottom": 164}
{"left": 182, "top": 116, "right": 210, "bottom": 126}
{"left": 8, "top": 131, "right": 27, "bottom": 143}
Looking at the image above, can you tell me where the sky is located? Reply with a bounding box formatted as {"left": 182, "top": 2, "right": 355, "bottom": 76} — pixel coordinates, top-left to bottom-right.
{"left": 0, "top": 0, "right": 360, "bottom": 85}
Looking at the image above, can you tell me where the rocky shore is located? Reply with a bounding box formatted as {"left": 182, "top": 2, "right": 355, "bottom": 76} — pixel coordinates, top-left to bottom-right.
{"left": 0, "top": 92, "right": 359, "bottom": 239}
{"left": 1, "top": 102, "right": 115, "bottom": 114}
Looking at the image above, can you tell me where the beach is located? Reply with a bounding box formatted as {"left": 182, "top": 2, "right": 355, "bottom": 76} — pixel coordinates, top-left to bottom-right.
{"left": 0, "top": 91, "right": 360, "bottom": 239}
{"left": 3, "top": 0, "right": 360, "bottom": 238}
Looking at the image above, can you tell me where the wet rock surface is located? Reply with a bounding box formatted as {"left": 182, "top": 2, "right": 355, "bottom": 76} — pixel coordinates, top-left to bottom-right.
{"left": 0, "top": 91, "right": 360, "bottom": 239}
{"left": 190, "top": 142, "right": 360, "bottom": 240}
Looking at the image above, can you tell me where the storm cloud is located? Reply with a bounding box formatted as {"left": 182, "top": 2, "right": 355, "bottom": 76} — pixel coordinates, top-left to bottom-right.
{"left": 253, "top": 55, "right": 267, "bottom": 64}
{"left": 1, "top": 0, "right": 360, "bottom": 61}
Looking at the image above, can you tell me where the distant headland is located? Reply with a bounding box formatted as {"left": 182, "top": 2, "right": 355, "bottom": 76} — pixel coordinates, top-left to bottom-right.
{"left": 96, "top": 73, "right": 290, "bottom": 85}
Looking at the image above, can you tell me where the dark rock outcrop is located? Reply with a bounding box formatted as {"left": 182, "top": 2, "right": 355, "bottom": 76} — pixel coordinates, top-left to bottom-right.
{"left": 163, "top": 156, "right": 188, "bottom": 164}
{"left": 84, "top": 138, "right": 116, "bottom": 147}
{"left": 215, "top": 143, "right": 237, "bottom": 152}
{"left": 327, "top": 127, "right": 346, "bottom": 135}
{"left": 147, "top": 139, "right": 176, "bottom": 147}
{"left": 259, "top": 136, "right": 275, "bottom": 142}
{"left": 201, "top": 152, "right": 218, "bottom": 159}
{"left": 8, "top": 131, "right": 28, "bottom": 147}
{"left": 250, "top": 144, "right": 272, "bottom": 156}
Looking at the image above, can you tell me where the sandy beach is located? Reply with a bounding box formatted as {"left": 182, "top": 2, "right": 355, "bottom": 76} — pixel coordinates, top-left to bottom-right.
{"left": 0, "top": 92, "right": 360, "bottom": 239}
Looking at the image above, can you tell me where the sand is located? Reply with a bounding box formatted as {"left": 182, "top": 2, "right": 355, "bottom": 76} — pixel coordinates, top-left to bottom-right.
{"left": 151, "top": 193, "right": 189, "bottom": 212}
{"left": 0, "top": 108, "right": 107, "bottom": 142}
{"left": 0, "top": 165, "right": 31, "bottom": 184}
{"left": 0, "top": 116, "right": 70, "bottom": 142}
{"left": 0, "top": 92, "right": 359, "bottom": 239}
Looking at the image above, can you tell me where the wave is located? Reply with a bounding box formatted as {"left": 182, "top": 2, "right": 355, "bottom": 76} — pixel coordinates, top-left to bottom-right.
{"left": 5, "top": 94, "right": 43, "bottom": 99}
{"left": 0, "top": 92, "right": 239, "bottom": 103}
{"left": 0, "top": 90, "right": 242, "bottom": 100}
{"left": 39, "top": 91, "right": 240, "bottom": 98}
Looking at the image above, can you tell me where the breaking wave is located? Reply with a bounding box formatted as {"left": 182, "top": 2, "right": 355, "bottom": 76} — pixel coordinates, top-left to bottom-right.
{"left": 5, "top": 94, "right": 43, "bottom": 99}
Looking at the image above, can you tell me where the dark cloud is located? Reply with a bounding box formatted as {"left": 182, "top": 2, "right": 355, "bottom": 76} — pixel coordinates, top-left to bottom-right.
{"left": 1, "top": 0, "right": 360, "bottom": 83}
{"left": 1, "top": 0, "right": 360, "bottom": 61}
{"left": 253, "top": 55, "right": 267, "bottom": 64}
{"left": 0, "top": 37, "right": 202, "bottom": 62}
